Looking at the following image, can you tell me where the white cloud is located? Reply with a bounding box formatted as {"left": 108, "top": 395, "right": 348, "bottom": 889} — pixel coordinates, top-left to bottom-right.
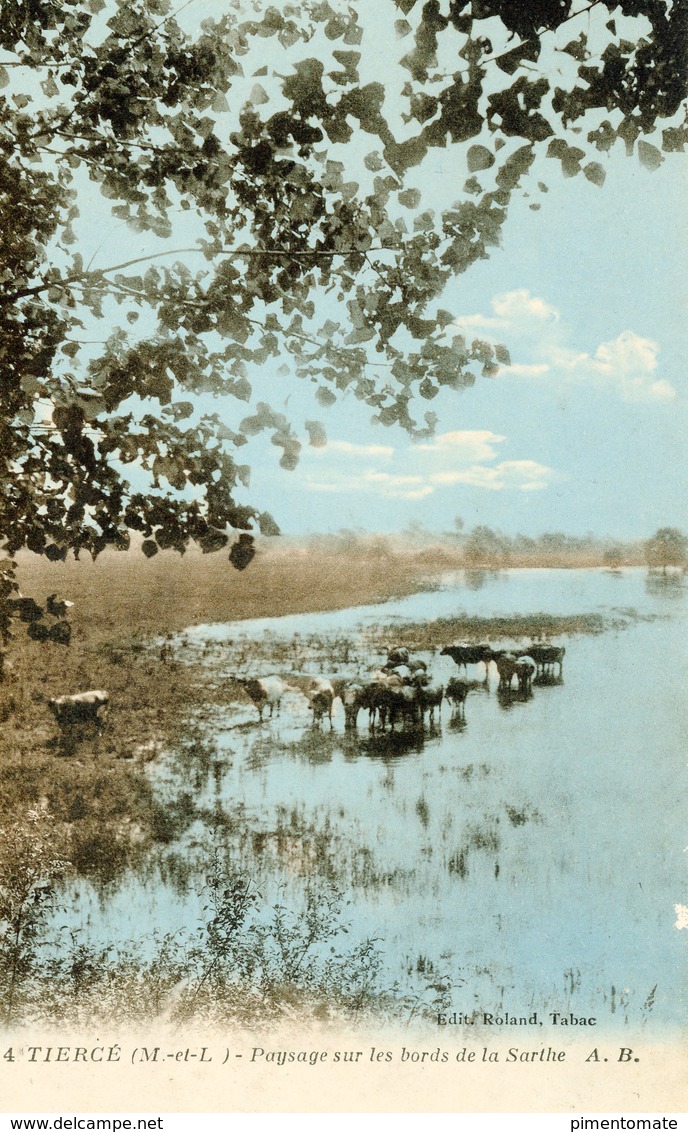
{"left": 492, "top": 289, "right": 559, "bottom": 325}
{"left": 590, "top": 331, "right": 675, "bottom": 401}
{"left": 302, "top": 429, "right": 554, "bottom": 499}
{"left": 454, "top": 288, "right": 559, "bottom": 338}
{"left": 365, "top": 471, "right": 432, "bottom": 498}
{"left": 306, "top": 469, "right": 433, "bottom": 500}
{"left": 416, "top": 429, "right": 506, "bottom": 462}
{"left": 324, "top": 440, "right": 395, "bottom": 458}
{"left": 454, "top": 290, "right": 676, "bottom": 403}
{"left": 500, "top": 362, "right": 551, "bottom": 378}
{"left": 429, "top": 459, "right": 552, "bottom": 492}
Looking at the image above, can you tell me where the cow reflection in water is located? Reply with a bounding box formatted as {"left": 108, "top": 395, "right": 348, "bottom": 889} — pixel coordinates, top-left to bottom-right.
{"left": 248, "top": 724, "right": 432, "bottom": 765}
{"left": 247, "top": 727, "right": 342, "bottom": 767}
{"left": 357, "top": 725, "right": 429, "bottom": 760}
{"left": 645, "top": 571, "right": 685, "bottom": 597}
{"left": 533, "top": 670, "right": 565, "bottom": 687}
{"left": 496, "top": 684, "right": 531, "bottom": 710}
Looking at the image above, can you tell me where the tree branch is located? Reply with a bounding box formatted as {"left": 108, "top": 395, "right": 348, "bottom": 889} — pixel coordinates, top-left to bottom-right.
{"left": 0, "top": 244, "right": 387, "bottom": 307}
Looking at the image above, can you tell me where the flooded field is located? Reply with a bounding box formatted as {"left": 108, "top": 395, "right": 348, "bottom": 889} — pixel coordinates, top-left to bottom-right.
{"left": 67, "top": 569, "right": 686, "bottom": 1034}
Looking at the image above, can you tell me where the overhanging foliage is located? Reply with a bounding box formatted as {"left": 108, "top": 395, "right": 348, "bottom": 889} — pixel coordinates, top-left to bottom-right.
{"left": 0, "top": 0, "right": 685, "bottom": 589}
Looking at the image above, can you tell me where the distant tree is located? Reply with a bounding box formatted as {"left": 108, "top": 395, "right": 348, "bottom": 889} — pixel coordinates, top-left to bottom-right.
{"left": 404, "top": 520, "right": 431, "bottom": 545}
{"left": 1, "top": 0, "right": 686, "bottom": 633}
{"left": 644, "top": 527, "right": 688, "bottom": 574}
{"left": 464, "top": 524, "right": 510, "bottom": 568}
{"left": 439, "top": 516, "right": 465, "bottom": 544}
{"left": 512, "top": 533, "right": 538, "bottom": 561}
{"left": 602, "top": 544, "right": 624, "bottom": 569}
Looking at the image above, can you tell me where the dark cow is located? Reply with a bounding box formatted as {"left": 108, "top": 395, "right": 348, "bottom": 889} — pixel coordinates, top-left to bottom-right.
{"left": 350, "top": 680, "right": 386, "bottom": 727}
{"left": 418, "top": 681, "right": 444, "bottom": 722}
{"left": 440, "top": 644, "right": 494, "bottom": 680}
{"left": 47, "top": 690, "right": 109, "bottom": 732}
{"left": 383, "top": 663, "right": 412, "bottom": 682}
{"left": 382, "top": 683, "right": 420, "bottom": 729}
{"left": 525, "top": 644, "right": 566, "bottom": 679}
{"left": 495, "top": 654, "right": 536, "bottom": 695}
{"left": 306, "top": 677, "right": 335, "bottom": 725}
{"left": 514, "top": 655, "right": 536, "bottom": 695}
{"left": 495, "top": 653, "right": 519, "bottom": 691}
{"left": 445, "top": 677, "right": 469, "bottom": 717}
{"left": 328, "top": 675, "right": 354, "bottom": 703}
{"left": 357, "top": 672, "right": 417, "bottom": 730}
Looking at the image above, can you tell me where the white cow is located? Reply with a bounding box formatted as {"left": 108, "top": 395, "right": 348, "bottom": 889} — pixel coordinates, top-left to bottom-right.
{"left": 47, "top": 690, "right": 109, "bottom": 731}
{"left": 306, "top": 677, "right": 335, "bottom": 725}
{"left": 234, "top": 676, "right": 290, "bottom": 720}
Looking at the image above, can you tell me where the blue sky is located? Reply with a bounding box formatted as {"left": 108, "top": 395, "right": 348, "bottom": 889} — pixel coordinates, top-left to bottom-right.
{"left": 26, "top": 2, "right": 686, "bottom": 543}
{"left": 243, "top": 149, "right": 687, "bottom": 540}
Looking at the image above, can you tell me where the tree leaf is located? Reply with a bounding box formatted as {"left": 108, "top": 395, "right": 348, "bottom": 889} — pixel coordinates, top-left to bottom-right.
{"left": 638, "top": 140, "right": 663, "bottom": 170}
{"left": 467, "top": 145, "right": 494, "bottom": 173}
{"left": 316, "top": 387, "right": 337, "bottom": 407}
{"left": 305, "top": 420, "right": 327, "bottom": 447}
{"left": 199, "top": 530, "right": 229, "bottom": 553}
{"left": 229, "top": 535, "right": 255, "bottom": 571}
{"left": 583, "top": 161, "right": 606, "bottom": 187}
{"left": 496, "top": 39, "right": 541, "bottom": 75}
{"left": 258, "top": 512, "right": 281, "bottom": 536}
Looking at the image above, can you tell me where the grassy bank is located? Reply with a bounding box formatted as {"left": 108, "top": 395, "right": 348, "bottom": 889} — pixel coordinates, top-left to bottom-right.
{"left": 12, "top": 539, "right": 438, "bottom": 637}
{"left": 10, "top": 536, "right": 648, "bottom": 638}
{"left": 1, "top": 544, "right": 649, "bottom": 882}
{"left": 0, "top": 543, "right": 658, "bottom": 1028}
{"left": 2, "top": 540, "right": 441, "bottom": 881}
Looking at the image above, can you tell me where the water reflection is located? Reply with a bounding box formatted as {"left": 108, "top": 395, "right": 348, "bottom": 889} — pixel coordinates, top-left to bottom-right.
{"left": 62, "top": 569, "right": 687, "bottom": 1031}
{"left": 243, "top": 717, "right": 438, "bottom": 765}
{"left": 496, "top": 685, "right": 533, "bottom": 710}
{"left": 645, "top": 571, "right": 686, "bottom": 598}
{"left": 357, "top": 724, "right": 430, "bottom": 760}
{"left": 533, "top": 672, "right": 565, "bottom": 687}
{"left": 464, "top": 568, "right": 489, "bottom": 590}
{"left": 446, "top": 713, "right": 468, "bottom": 734}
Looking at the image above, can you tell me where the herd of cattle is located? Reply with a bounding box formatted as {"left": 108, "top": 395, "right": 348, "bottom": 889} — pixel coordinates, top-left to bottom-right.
{"left": 39, "top": 642, "right": 565, "bottom": 742}
{"left": 229, "top": 642, "right": 565, "bottom": 731}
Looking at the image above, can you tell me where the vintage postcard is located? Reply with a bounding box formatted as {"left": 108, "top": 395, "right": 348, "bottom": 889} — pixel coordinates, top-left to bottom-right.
{"left": 1, "top": 0, "right": 686, "bottom": 1120}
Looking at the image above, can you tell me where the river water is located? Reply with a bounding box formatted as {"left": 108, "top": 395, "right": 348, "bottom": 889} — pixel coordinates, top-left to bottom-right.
{"left": 70, "top": 568, "right": 687, "bottom": 1033}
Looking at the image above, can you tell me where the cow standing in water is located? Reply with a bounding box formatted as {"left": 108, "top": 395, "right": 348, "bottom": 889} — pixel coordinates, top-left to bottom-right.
{"left": 525, "top": 644, "right": 565, "bottom": 680}
{"left": 232, "top": 675, "right": 291, "bottom": 720}
{"left": 445, "top": 677, "right": 469, "bottom": 718}
{"left": 307, "top": 678, "right": 335, "bottom": 726}
{"left": 440, "top": 644, "right": 494, "bottom": 682}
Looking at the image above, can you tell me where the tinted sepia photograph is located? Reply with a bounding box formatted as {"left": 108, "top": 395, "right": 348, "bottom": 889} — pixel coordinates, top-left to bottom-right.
{"left": 0, "top": 0, "right": 686, "bottom": 1116}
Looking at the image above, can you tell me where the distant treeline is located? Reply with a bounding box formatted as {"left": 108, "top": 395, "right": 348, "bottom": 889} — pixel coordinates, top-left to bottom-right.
{"left": 299, "top": 523, "right": 686, "bottom": 570}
